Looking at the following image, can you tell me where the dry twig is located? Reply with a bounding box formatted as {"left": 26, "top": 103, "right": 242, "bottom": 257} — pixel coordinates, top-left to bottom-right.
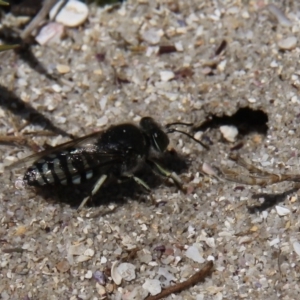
{"left": 144, "top": 261, "right": 213, "bottom": 300}
{"left": 21, "top": 0, "right": 60, "bottom": 41}
{"left": 219, "top": 154, "right": 300, "bottom": 186}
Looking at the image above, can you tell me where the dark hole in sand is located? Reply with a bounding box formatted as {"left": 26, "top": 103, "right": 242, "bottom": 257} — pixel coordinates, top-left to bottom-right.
{"left": 195, "top": 107, "right": 269, "bottom": 136}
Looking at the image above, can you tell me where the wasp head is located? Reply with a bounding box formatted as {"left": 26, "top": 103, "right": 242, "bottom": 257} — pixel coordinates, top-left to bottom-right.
{"left": 140, "top": 117, "right": 170, "bottom": 153}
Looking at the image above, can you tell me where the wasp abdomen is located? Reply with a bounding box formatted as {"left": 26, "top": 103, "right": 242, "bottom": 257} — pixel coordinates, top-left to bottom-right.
{"left": 24, "top": 150, "right": 95, "bottom": 187}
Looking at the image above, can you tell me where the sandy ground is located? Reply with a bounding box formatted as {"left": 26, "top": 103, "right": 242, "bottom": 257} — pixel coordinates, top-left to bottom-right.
{"left": 1, "top": 0, "right": 300, "bottom": 299}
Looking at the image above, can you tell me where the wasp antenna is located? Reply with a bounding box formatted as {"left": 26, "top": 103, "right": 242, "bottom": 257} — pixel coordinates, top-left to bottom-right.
{"left": 167, "top": 128, "right": 209, "bottom": 150}
{"left": 165, "top": 121, "right": 194, "bottom": 128}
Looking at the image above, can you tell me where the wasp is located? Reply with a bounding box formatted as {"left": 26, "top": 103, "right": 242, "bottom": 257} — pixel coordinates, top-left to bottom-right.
{"left": 7, "top": 117, "right": 208, "bottom": 210}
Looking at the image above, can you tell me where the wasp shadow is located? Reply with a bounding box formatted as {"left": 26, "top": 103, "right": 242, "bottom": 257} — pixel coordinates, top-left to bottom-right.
{"left": 0, "top": 22, "right": 59, "bottom": 82}
{"left": 247, "top": 186, "right": 299, "bottom": 213}
{"left": 3, "top": 0, "right": 42, "bottom": 17}
{"left": 34, "top": 150, "right": 189, "bottom": 208}
{"left": 0, "top": 84, "right": 71, "bottom": 138}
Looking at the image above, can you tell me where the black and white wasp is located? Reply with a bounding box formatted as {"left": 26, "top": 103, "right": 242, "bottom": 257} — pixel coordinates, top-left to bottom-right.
{"left": 8, "top": 117, "right": 208, "bottom": 210}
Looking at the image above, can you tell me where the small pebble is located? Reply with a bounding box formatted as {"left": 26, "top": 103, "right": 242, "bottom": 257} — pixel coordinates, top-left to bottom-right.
{"left": 93, "top": 69, "right": 103, "bottom": 75}
{"left": 185, "top": 245, "right": 205, "bottom": 263}
{"left": 100, "top": 256, "right": 107, "bottom": 264}
{"left": 205, "top": 237, "right": 216, "bottom": 248}
{"left": 56, "top": 260, "right": 70, "bottom": 273}
{"left": 180, "top": 265, "right": 194, "bottom": 278}
{"left": 278, "top": 36, "right": 297, "bottom": 51}
{"left": 124, "top": 287, "right": 149, "bottom": 300}
{"left": 142, "top": 28, "right": 163, "bottom": 45}
{"left": 68, "top": 244, "right": 84, "bottom": 256}
{"left": 52, "top": 84, "right": 62, "bottom": 93}
{"left": 164, "top": 92, "right": 178, "bottom": 101}
{"left": 174, "top": 41, "right": 183, "bottom": 51}
{"left": 214, "top": 292, "right": 223, "bottom": 300}
{"left": 269, "top": 237, "right": 280, "bottom": 246}
{"left": 15, "top": 226, "right": 27, "bottom": 235}
{"left": 50, "top": 0, "right": 89, "bottom": 27}
{"left": 267, "top": 4, "right": 292, "bottom": 27}
{"left": 218, "top": 60, "right": 227, "bottom": 72}
{"left": 250, "top": 225, "right": 258, "bottom": 232}
{"left": 142, "top": 279, "right": 162, "bottom": 296}
{"left": 262, "top": 211, "right": 268, "bottom": 219}
{"left": 85, "top": 270, "right": 93, "bottom": 279}
{"left": 293, "top": 241, "right": 300, "bottom": 257}
{"left": 202, "top": 162, "right": 218, "bottom": 176}
{"left": 220, "top": 125, "right": 238, "bottom": 142}
{"left": 275, "top": 205, "right": 290, "bottom": 216}
{"left": 161, "top": 255, "right": 175, "bottom": 265}
{"left": 137, "top": 250, "right": 152, "bottom": 264}
{"left": 76, "top": 255, "right": 91, "bottom": 262}
{"left": 248, "top": 97, "right": 256, "bottom": 103}
{"left": 15, "top": 178, "right": 25, "bottom": 190}
{"left": 242, "top": 10, "right": 250, "bottom": 19}
{"left": 93, "top": 271, "right": 106, "bottom": 285}
{"left": 157, "top": 268, "right": 176, "bottom": 285}
{"left": 84, "top": 248, "right": 95, "bottom": 257}
{"left": 105, "top": 283, "right": 114, "bottom": 294}
{"left": 56, "top": 64, "right": 70, "bottom": 74}
{"left": 96, "top": 115, "right": 108, "bottom": 127}
{"left": 206, "top": 286, "right": 223, "bottom": 294}
{"left": 160, "top": 70, "right": 175, "bottom": 82}
{"left": 96, "top": 284, "right": 106, "bottom": 297}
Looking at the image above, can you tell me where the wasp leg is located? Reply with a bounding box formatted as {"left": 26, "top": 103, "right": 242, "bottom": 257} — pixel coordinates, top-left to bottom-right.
{"left": 122, "top": 173, "right": 151, "bottom": 192}
{"left": 77, "top": 174, "right": 108, "bottom": 211}
{"left": 146, "top": 159, "right": 183, "bottom": 189}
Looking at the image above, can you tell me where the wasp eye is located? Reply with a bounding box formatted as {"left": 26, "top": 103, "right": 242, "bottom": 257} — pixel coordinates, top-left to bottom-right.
{"left": 140, "top": 117, "right": 169, "bottom": 152}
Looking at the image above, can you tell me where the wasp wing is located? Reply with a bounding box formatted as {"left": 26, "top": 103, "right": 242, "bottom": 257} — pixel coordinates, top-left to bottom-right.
{"left": 6, "top": 131, "right": 106, "bottom": 171}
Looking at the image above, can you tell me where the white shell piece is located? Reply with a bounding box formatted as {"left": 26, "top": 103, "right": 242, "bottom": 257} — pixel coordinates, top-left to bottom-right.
{"left": 278, "top": 36, "right": 297, "bottom": 51}
{"left": 35, "top": 22, "right": 64, "bottom": 45}
{"left": 185, "top": 245, "right": 205, "bottom": 263}
{"left": 142, "top": 279, "right": 162, "bottom": 296}
{"left": 275, "top": 205, "right": 290, "bottom": 216}
{"left": 293, "top": 241, "right": 300, "bottom": 257}
{"left": 50, "top": 0, "right": 89, "bottom": 27}
{"left": 111, "top": 261, "right": 122, "bottom": 285}
{"left": 117, "top": 263, "right": 136, "bottom": 281}
{"left": 202, "top": 163, "right": 218, "bottom": 176}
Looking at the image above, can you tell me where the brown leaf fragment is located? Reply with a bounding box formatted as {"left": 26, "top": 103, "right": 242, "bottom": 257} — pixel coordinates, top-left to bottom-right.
{"left": 174, "top": 67, "right": 194, "bottom": 79}
{"left": 215, "top": 40, "right": 227, "bottom": 56}
{"left": 158, "top": 45, "right": 177, "bottom": 55}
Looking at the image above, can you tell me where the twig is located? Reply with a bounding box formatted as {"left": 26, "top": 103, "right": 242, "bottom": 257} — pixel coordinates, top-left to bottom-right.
{"left": 0, "top": 135, "right": 26, "bottom": 143}
{"left": 144, "top": 261, "right": 213, "bottom": 300}
{"left": 0, "top": 135, "right": 41, "bottom": 151}
{"left": 2, "top": 248, "right": 24, "bottom": 253}
{"left": 21, "top": 0, "right": 60, "bottom": 41}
